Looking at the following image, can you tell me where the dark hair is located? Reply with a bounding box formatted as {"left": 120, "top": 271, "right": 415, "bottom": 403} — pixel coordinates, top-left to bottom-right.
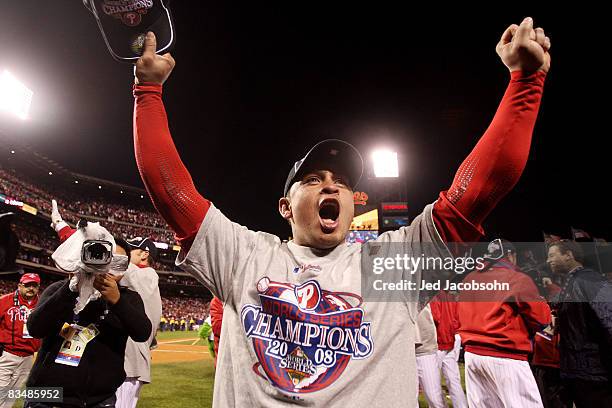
{"left": 548, "top": 240, "right": 584, "bottom": 264}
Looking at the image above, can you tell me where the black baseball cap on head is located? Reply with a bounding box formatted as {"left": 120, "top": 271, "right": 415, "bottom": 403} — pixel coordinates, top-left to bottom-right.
{"left": 126, "top": 236, "right": 158, "bottom": 260}
{"left": 484, "top": 238, "right": 517, "bottom": 261}
{"left": 283, "top": 139, "right": 364, "bottom": 197}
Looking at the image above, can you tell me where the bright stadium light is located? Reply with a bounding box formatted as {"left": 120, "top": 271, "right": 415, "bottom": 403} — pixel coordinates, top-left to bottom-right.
{"left": 372, "top": 150, "right": 399, "bottom": 178}
{"left": 0, "top": 70, "right": 33, "bottom": 119}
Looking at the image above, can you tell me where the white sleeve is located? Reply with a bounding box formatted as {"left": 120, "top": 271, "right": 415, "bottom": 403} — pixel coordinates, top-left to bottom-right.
{"left": 175, "top": 203, "right": 259, "bottom": 302}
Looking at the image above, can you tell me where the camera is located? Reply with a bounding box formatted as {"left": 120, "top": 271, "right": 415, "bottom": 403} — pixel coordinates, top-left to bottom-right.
{"left": 81, "top": 240, "right": 113, "bottom": 266}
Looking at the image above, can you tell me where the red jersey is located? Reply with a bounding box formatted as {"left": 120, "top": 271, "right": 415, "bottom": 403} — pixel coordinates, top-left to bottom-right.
{"left": 430, "top": 291, "right": 460, "bottom": 351}
{"left": 0, "top": 291, "right": 42, "bottom": 356}
{"left": 457, "top": 260, "right": 551, "bottom": 361}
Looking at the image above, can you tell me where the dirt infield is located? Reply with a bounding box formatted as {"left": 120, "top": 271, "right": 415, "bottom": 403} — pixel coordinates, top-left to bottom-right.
{"left": 152, "top": 338, "right": 211, "bottom": 364}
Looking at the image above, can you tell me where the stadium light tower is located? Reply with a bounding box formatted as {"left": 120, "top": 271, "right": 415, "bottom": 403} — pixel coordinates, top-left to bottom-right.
{"left": 0, "top": 70, "right": 33, "bottom": 120}
{"left": 371, "top": 149, "right": 399, "bottom": 178}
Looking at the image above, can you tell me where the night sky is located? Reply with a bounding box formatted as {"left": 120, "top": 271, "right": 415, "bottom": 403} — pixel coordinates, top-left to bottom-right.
{"left": 0, "top": 3, "right": 607, "bottom": 241}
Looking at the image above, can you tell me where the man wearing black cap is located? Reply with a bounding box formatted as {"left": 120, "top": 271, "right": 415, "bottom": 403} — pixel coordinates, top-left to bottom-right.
{"left": 132, "top": 17, "right": 550, "bottom": 407}
{"left": 50, "top": 202, "right": 162, "bottom": 407}
{"left": 116, "top": 237, "right": 161, "bottom": 408}
{"left": 125, "top": 237, "right": 158, "bottom": 269}
{"left": 0, "top": 273, "right": 41, "bottom": 408}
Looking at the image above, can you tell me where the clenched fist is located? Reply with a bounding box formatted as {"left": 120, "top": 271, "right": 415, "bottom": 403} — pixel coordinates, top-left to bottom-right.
{"left": 134, "top": 31, "right": 176, "bottom": 85}
{"left": 497, "top": 17, "right": 551, "bottom": 74}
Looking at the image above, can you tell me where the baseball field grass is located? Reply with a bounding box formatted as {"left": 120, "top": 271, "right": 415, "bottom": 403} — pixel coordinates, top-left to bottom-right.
{"left": 139, "top": 330, "right": 214, "bottom": 408}
{"left": 10, "top": 330, "right": 214, "bottom": 408}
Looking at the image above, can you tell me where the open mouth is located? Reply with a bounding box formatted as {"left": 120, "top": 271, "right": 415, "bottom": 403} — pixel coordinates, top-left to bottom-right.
{"left": 318, "top": 198, "right": 340, "bottom": 233}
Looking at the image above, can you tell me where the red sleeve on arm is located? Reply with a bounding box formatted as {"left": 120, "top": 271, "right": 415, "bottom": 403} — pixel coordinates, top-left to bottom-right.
{"left": 58, "top": 226, "right": 76, "bottom": 243}
{"left": 133, "top": 83, "right": 210, "bottom": 249}
{"left": 210, "top": 297, "right": 224, "bottom": 354}
{"left": 515, "top": 274, "right": 552, "bottom": 333}
{"left": 433, "top": 70, "right": 546, "bottom": 242}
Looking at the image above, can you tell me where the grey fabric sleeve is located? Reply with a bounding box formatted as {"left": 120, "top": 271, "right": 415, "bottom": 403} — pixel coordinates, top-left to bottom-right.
{"left": 176, "top": 204, "right": 258, "bottom": 302}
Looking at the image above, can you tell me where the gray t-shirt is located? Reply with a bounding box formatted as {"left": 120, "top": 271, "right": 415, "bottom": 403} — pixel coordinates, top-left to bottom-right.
{"left": 177, "top": 202, "right": 447, "bottom": 407}
{"left": 120, "top": 263, "right": 162, "bottom": 383}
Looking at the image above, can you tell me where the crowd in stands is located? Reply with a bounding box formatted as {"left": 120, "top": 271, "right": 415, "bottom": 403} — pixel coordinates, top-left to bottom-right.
{"left": 159, "top": 296, "right": 210, "bottom": 331}
{"left": 158, "top": 274, "right": 203, "bottom": 286}
{"left": 2, "top": 166, "right": 213, "bottom": 336}
{"left": 13, "top": 221, "right": 58, "bottom": 251}
{"left": 0, "top": 168, "right": 176, "bottom": 244}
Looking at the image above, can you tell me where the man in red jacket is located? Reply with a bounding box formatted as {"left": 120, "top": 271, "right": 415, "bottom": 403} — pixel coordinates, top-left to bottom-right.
{"left": 0, "top": 273, "right": 42, "bottom": 407}
{"left": 458, "top": 240, "right": 551, "bottom": 407}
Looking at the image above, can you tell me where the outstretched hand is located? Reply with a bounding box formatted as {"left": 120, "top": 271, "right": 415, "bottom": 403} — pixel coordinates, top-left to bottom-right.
{"left": 134, "top": 31, "right": 176, "bottom": 85}
{"left": 497, "top": 17, "right": 551, "bottom": 74}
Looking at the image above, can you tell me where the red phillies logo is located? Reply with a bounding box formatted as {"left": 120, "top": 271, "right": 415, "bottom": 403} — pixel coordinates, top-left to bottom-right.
{"left": 294, "top": 281, "right": 322, "bottom": 311}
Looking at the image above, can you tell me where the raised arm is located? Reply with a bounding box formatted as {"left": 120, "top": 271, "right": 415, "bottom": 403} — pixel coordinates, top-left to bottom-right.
{"left": 133, "top": 32, "right": 210, "bottom": 247}
{"left": 50, "top": 199, "right": 76, "bottom": 243}
{"left": 433, "top": 17, "right": 551, "bottom": 242}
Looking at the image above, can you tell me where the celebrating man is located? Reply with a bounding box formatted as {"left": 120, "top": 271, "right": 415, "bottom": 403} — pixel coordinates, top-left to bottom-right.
{"left": 132, "top": 17, "right": 550, "bottom": 407}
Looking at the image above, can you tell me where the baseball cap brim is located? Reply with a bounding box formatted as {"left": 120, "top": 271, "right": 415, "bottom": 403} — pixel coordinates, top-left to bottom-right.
{"left": 284, "top": 139, "right": 363, "bottom": 196}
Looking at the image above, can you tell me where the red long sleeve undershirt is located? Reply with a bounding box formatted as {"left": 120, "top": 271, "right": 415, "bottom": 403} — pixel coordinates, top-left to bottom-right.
{"left": 433, "top": 70, "right": 546, "bottom": 242}
{"left": 133, "top": 70, "right": 546, "bottom": 247}
{"left": 133, "top": 84, "right": 210, "bottom": 248}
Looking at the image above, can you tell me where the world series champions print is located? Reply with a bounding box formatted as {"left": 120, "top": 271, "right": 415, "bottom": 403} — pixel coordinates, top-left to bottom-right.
{"left": 241, "top": 277, "right": 374, "bottom": 393}
{"left": 101, "top": 0, "right": 154, "bottom": 27}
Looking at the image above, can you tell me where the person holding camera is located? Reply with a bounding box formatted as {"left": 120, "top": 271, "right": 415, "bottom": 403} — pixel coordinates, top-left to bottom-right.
{"left": 25, "top": 221, "right": 151, "bottom": 408}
